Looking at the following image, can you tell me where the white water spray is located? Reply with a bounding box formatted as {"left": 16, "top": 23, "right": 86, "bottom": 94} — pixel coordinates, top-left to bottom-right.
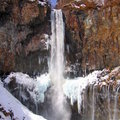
{"left": 50, "top": 9, "right": 71, "bottom": 120}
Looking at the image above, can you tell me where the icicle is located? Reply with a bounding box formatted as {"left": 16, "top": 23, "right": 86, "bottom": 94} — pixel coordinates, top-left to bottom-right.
{"left": 19, "top": 84, "right": 22, "bottom": 102}
{"left": 108, "top": 85, "right": 112, "bottom": 120}
{"left": 92, "top": 85, "right": 95, "bottom": 120}
{"left": 66, "top": 45, "right": 70, "bottom": 54}
{"left": 38, "top": 57, "right": 41, "bottom": 65}
{"left": 113, "top": 86, "right": 120, "bottom": 120}
{"left": 70, "top": 95, "right": 74, "bottom": 106}
{"left": 82, "top": 92, "right": 85, "bottom": 113}
{"left": 35, "top": 101, "right": 38, "bottom": 115}
{"left": 77, "top": 85, "right": 82, "bottom": 113}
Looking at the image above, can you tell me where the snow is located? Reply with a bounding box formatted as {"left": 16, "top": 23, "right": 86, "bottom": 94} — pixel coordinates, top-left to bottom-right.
{"left": 101, "top": 74, "right": 109, "bottom": 81}
{"left": 0, "top": 112, "right": 11, "bottom": 120}
{"left": 28, "top": 0, "right": 47, "bottom": 6}
{"left": 4, "top": 72, "right": 35, "bottom": 88}
{"left": 38, "top": 0, "right": 47, "bottom": 6}
{"left": 72, "top": 2, "right": 86, "bottom": 9}
{"left": 0, "top": 83, "right": 46, "bottom": 120}
{"left": 80, "top": 4, "right": 86, "bottom": 7}
{"left": 4, "top": 72, "right": 51, "bottom": 103}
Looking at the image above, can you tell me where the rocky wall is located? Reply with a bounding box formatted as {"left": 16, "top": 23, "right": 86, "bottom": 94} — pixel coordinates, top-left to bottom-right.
{"left": 58, "top": 0, "right": 120, "bottom": 76}
{"left": 0, "top": 0, "right": 51, "bottom": 75}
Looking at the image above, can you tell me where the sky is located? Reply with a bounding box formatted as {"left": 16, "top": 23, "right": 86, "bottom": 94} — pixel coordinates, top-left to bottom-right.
{"left": 50, "top": 0, "right": 57, "bottom": 7}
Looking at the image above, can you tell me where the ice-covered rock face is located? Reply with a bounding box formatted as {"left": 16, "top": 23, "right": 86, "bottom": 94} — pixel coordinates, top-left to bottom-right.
{"left": 2, "top": 66, "right": 120, "bottom": 120}
{"left": 63, "top": 70, "right": 102, "bottom": 113}
{"left": 65, "top": 67, "right": 120, "bottom": 120}
{"left": 3, "top": 72, "right": 51, "bottom": 114}
{"left": 4, "top": 72, "right": 51, "bottom": 103}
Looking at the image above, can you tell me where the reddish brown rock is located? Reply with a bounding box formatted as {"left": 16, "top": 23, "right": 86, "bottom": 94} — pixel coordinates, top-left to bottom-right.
{"left": 21, "top": 1, "right": 39, "bottom": 24}
{"left": 0, "top": 48, "right": 15, "bottom": 73}
{"left": 0, "top": 0, "right": 51, "bottom": 74}
{"left": 25, "top": 34, "right": 48, "bottom": 55}
{"left": 58, "top": 0, "right": 120, "bottom": 75}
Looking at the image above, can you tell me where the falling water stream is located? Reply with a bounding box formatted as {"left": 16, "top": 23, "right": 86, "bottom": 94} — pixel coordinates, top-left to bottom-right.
{"left": 49, "top": 9, "right": 71, "bottom": 120}
{"left": 50, "top": 9, "right": 64, "bottom": 86}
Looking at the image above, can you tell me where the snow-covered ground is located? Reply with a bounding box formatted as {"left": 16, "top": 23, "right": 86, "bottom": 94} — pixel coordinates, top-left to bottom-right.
{"left": 0, "top": 82, "right": 46, "bottom": 120}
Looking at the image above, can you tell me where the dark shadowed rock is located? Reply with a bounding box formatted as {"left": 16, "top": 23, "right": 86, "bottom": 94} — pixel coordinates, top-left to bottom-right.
{"left": 0, "top": 0, "right": 51, "bottom": 75}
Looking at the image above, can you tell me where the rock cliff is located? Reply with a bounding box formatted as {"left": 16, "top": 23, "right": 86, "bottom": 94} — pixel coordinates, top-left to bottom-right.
{"left": 0, "top": 0, "right": 51, "bottom": 75}
{"left": 57, "top": 0, "right": 120, "bottom": 76}
{"left": 0, "top": 0, "right": 120, "bottom": 76}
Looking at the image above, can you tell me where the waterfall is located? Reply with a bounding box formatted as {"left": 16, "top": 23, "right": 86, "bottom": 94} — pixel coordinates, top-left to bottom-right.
{"left": 49, "top": 9, "right": 71, "bottom": 120}
{"left": 50, "top": 9, "right": 65, "bottom": 86}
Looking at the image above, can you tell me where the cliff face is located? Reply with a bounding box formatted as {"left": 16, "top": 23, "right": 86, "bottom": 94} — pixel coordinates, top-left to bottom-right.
{"left": 58, "top": 0, "right": 120, "bottom": 76}
{"left": 0, "top": 0, "right": 51, "bottom": 75}
{"left": 1, "top": 0, "right": 120, "bottom": 76}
